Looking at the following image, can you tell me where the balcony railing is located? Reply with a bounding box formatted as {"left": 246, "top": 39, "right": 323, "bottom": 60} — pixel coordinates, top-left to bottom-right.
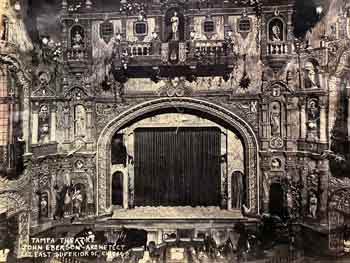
{"left": 112, "top": 40, "right": 235, "bottom": 77}
{"left": 67, "top": 48, "right": 88, "bottom": 61}
{"left": 267, "top": 41, "right": 288, "bottom": 56}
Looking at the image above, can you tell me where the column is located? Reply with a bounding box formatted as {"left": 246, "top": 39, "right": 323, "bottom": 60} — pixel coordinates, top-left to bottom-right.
{"left": 50, "top": 103, "right": 56, "bottom": 142}
{"left": 16, "top": 212, "right": 31, "bottom": 258}
{"left": 300, "top": 166, "right": 308, "bottom": 215}
{"left": 221, "top": 130, "right": 228, "bottom": 209}
{"left": 31, "top": 103, "right": 39, "bottom": 145}
{"left": 23, "top": 98, "right": 30, "bottom": 153}
{"left": 126, "top": 130, "right": 134, "bottom": 209}
{"left": 299, "top": 99, "right": 306, "bottom": 139}
{"left": 319, "top": 100, "right": 327, "bottom": 143}
{"left": 63, "top": 104, "right": 70, "bottom": 141}
{"left": 317, "top": 159, "right": 329, "bottom": 225}
{"left": 347, "top": 83, "right": 350, "bottom": 143}
{"left": 86, "top": 104, "right": 93, "bottom": 140}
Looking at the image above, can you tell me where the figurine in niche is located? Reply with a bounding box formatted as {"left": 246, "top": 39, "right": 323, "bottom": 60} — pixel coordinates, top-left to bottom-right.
{"left": 72, "top": 186, "right": 84, "bottom": 217}
{"left": 38, "top": 105, "right": 50, "bottom": 143}
{"left": 307, "top": 100, "right": 319, "bottom": 136}
{"left": 39, "top": 193, "right": 49, "bottom": 218}
{"left": 304, "top": 61, "right": 319, "bottom": 89}
{"left": 38, "top": 72, "right": 50, "bottom": 86}
{"left": 269, "top": 20, "right": 283, "bottom": 42}
{"left": 166, "top": 9, "right": 184, "bottom": 42}
{"left": 74, "top": 105, "right": 86, "bottom": 137}
{"left": 309, "top": 192, "right": 318, "bottom": 218}
{"left": 171, "top": 11, "right": 179, "bottom": 41}
{"left": 72, "top": 30, "right": 84, "bottom": 49}
{"left": 270, "top": 112, "right": 281, "bottom": 136}
{"left": 64, "top": 187, "right": 72, "bottom": 216}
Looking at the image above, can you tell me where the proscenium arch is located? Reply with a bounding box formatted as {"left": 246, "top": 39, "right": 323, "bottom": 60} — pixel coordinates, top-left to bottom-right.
{"left": 96, "top": 97, "right": 259, "bottom": 215}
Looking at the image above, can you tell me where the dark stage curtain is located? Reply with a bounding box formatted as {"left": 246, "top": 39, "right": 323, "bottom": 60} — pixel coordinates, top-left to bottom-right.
{"left": 134, "top": 127, "right": 221, "bottom": 207}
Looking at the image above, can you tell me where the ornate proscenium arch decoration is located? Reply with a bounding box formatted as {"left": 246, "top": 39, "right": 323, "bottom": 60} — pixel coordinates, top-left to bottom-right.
{"left": 96, "top": 97, "right": 259, "bottom": 215}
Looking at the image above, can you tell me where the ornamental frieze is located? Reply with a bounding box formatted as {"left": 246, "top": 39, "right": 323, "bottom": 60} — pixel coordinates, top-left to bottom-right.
{"left": 207, "top": 97, "right": 259, "bottom": 133}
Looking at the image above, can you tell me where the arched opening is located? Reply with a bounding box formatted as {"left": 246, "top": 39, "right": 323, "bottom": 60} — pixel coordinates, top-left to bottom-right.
{"left": 268, "top": 183, "right": 285, "bottom": 219}
{"left": 97, "top": 98, "right": 259, "bottom": 215}
{"left": 112, "top": 171, "right": 124, "bottom": 206}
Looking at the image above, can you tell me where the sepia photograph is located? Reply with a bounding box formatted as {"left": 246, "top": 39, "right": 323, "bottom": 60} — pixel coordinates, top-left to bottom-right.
{"left": 0, "top": 0, "right": 349, "bottom": 262}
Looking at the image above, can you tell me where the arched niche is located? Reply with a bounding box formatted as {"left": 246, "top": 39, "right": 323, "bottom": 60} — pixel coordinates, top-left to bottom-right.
{"left": 267, "top": 17, "right": 286, "bottom": 42}
{"left": 70, "top": 25, "right": 85, "bottom": 49}
{"left": 164, "top": 8, "right": 185, "bottom": 41}
{"left": 304, "top": 59, "right": 321, "bottom": 89}
{"left": 39, "top": 191, "right": 49, "bottom": 219}
{"left": 112, "top": 171, "right": 124, "bottom": 206}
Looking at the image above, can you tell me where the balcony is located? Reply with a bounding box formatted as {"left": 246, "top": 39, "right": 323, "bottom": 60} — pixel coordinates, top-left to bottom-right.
{"left": 112, "top": 40, "right": 235, "bottom": 80}
{"left": 267, "top": 41, "right": 288, "bottom": 56}
{"left": 65, "top": 47, "right": 89, "bottom": 72}
{"left": 264, "top": 41, "right": 291, "bottom": 70}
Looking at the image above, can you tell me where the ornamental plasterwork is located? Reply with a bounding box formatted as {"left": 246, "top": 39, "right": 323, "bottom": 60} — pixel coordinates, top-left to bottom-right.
{"left": 96, "top": 97, "right": 259, "bottom": 214}
{"left": 0, "top": 54, "right": 31, "bottom": 97}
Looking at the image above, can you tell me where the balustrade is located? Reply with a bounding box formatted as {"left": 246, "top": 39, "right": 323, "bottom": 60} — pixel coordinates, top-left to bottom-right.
{"left": 67, "top": 48, "right": 88, "bottom": 61}
{"left": 267, "top": 41, "right": 288, "bottom": 55}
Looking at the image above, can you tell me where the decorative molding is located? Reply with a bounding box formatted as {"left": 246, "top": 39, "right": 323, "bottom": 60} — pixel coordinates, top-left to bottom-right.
{"left": 96, "top": 97, "right": 259, "bottom": 215}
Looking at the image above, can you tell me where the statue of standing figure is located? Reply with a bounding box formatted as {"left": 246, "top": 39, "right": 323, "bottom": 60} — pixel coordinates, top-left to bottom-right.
{"left": 309, "top": 192, "right": 318, "bottom": 218}
{"left": 74, "top": 105, "right": 86, "bottom": 137}
{"left": 171, "top": 11, "right": 179, "bottom": 41}
{"left": 304, "top": 62, "right": 319, "bottom": 89}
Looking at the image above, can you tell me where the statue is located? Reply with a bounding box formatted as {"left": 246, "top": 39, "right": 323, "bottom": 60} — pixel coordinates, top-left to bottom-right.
{"left": 304, "top": 62, "right": 319, "bottom": 89}
{"left": 38, "top": 105, "right": 50, "bottom": 143}
{"left": 72, "top": 30, "right": 84, "bottom": 49}
{"left": 309, "top": 192, "right": 318, "bottom": 218}
{"left": 171, "top": 11, "right": 179, "bottom": 40}
{"left": 307, "top": 100, "right": 319, "bottom": 140}
{"left": 74, "top": 105, "right": 86, "bottom": 137}
{"left": 271, "top": 24, "right": 281, "bottom": 42}
{"left": 72, "top": 187, "right": 84, "bottom": 217}
{"left": 39, "top": 193, "right": 49, "bottom": 218}
{"left": 270, "top": 112, "right": 280, "bottom": 136}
